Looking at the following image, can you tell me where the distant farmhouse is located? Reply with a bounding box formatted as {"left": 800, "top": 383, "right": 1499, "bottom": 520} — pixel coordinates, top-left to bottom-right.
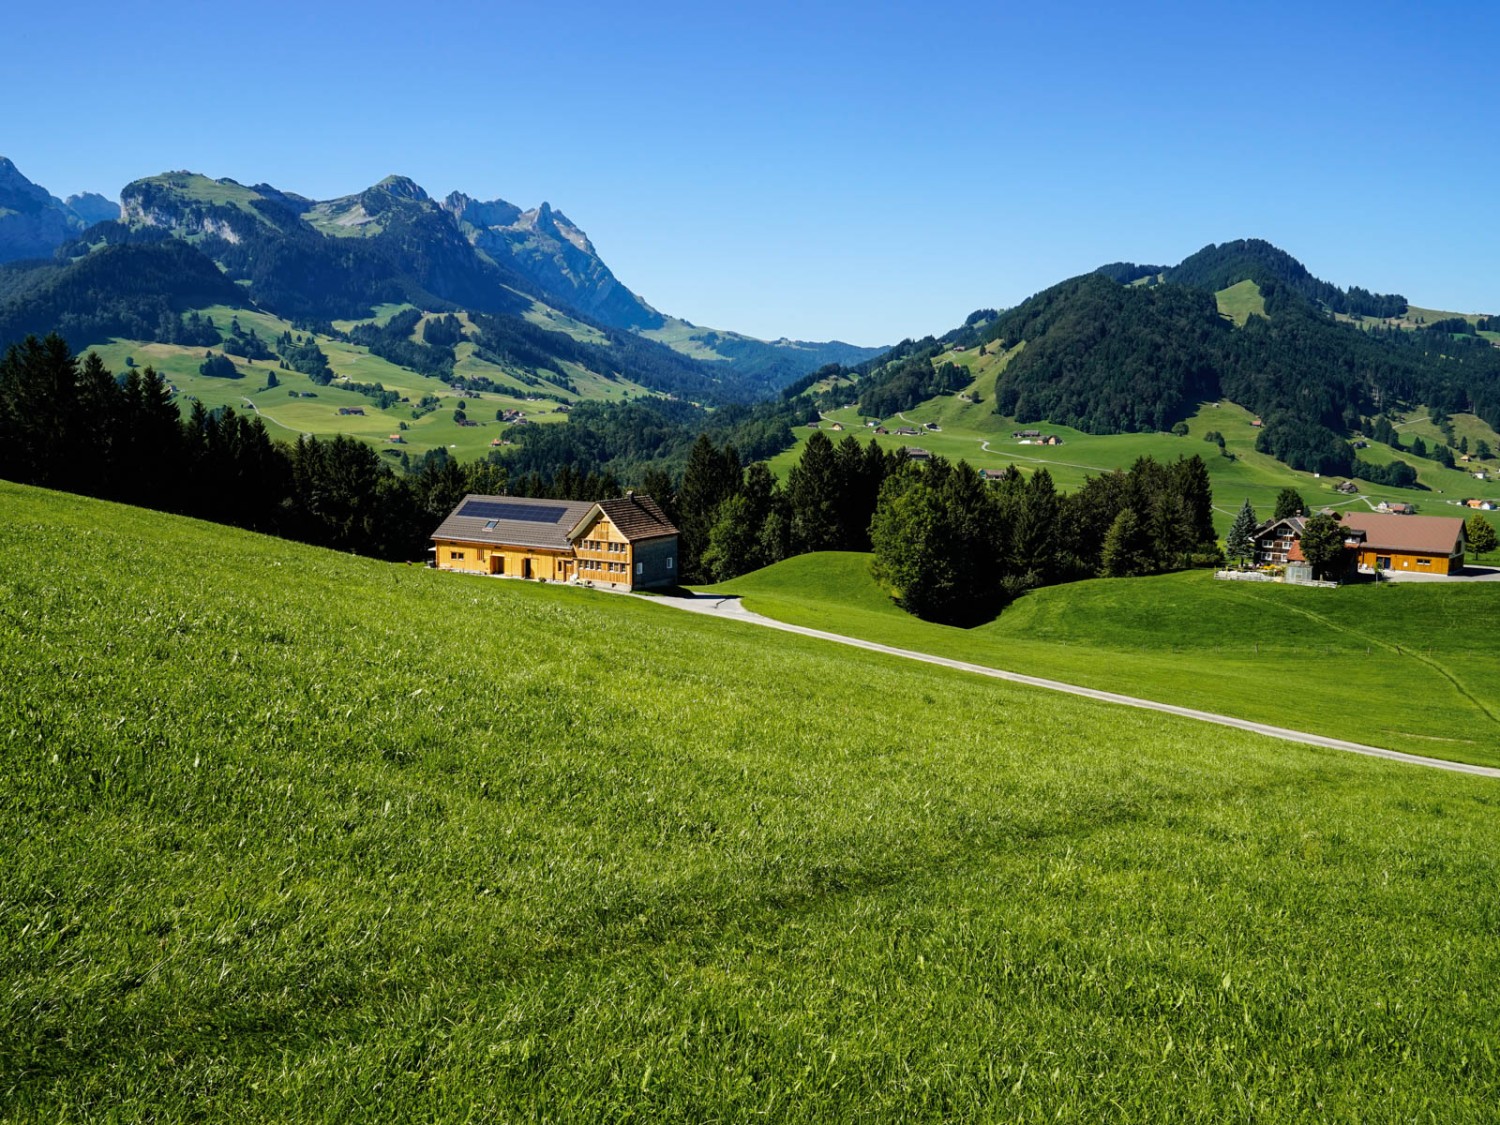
{"left": 431, "top": 492, "right": 679, "bottom": 590}
{"left": 1253, "top": 512, "right": 1466, "bottom": 575}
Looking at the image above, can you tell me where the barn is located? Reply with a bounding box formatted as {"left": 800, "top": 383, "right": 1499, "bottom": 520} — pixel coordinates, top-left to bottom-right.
{"left": 430, "top": 492, "right": 679, "bottom": 590}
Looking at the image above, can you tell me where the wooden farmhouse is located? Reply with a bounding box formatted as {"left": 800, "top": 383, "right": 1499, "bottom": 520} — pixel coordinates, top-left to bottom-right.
{"left": 430, "top": 492, "right": 679, "bottom": 591}
{"left": 1340, "top": 511, "right": 1465, "bottom": 575}
{"left": 1252, "top": 512, "right": 1466, "bottom": 575}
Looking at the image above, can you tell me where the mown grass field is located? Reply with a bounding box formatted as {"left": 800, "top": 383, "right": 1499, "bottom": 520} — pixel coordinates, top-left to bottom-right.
{"left": 3, "top": 482, "right": 1500, "bottom": 1121}
{"left": 75, "top": 301, "right": 652, "bottom": 464}
{"left": 711, "top": 552, "right": 1500, "bottom": 768}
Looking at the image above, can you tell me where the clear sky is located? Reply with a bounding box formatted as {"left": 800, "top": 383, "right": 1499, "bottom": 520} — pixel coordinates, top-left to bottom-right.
{"left": 4, "top": 0, "right": 1496, "bottom": 346}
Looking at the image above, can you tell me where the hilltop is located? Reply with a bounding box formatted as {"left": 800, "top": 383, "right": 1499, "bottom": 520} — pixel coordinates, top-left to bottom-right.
{"left": 789, "top": 240, "right": 1500, "bottom": 499}
{"left": 3, "top": 481, "right": 1498, "bottom": 1120}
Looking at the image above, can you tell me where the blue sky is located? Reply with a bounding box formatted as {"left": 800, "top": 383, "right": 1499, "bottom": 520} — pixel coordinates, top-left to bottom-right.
{"left": 4, "top": 0, "right": 1496, "bottom": 345}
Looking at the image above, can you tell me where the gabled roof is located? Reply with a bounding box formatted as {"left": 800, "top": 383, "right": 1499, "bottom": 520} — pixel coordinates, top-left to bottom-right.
{"left": 1339, "top": 511, "right": 1465, "bottom": 555}
{"left": 1253, "top": 515, "right": 1306, "bottom": 538}
{"left": 566, "top": 493, "right": 678, "bottom": 543}
{"left": 431, "top": 494, "right": 594, "bottom": 551}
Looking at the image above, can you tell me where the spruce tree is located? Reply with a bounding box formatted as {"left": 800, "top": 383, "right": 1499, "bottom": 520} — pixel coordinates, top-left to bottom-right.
{"left": 1226, "top": 499, "right": 1258, "bottom": 567}
{"left": 1273, "top": 487, "right": 1305, "bottom": 520}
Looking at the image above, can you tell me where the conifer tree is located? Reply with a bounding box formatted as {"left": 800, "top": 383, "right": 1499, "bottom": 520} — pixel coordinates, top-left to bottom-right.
{"left": 1226, "top": 499, "right": 1258, "bottom": 567}
{"left": 1273, "top": 487, "right": 1305, "bottom": 519}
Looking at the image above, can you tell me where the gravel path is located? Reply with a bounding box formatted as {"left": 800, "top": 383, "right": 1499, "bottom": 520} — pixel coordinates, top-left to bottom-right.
{"left": 648, "top": 593, "right": 1500, "bottom": 779}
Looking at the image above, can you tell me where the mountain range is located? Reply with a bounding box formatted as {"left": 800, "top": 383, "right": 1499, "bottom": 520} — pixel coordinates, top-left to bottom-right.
{"left": 0, "top": 157, "right": 120, "bottom": 263}
{"left": 0, "top": 158, "right": 880, "bottom": 401}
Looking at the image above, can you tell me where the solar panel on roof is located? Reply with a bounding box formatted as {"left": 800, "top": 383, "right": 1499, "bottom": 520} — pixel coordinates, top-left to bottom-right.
{"left": 459, "top": 499, "right": 571, "bottom": 524}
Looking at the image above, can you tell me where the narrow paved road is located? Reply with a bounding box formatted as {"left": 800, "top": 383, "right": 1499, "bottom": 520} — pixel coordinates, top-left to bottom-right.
{"left": 647, "top": 593, "right": 1500, "bottom": 779}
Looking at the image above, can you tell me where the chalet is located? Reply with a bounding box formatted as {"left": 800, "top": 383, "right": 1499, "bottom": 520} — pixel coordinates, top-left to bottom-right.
{"left": 1012, "top": 429, "right": 1041, "bottom": 439}
{"left": 904, "top": 447, "right": 932, "bottom": 461}
{"left": 895, "top": 426, "right": 920, "bottom": 437}
{"left": 1341, "top": 511, "right": 1466, "bottom": 575}
{"left": 1252, "top": 516, "right": 1307, "bottom": 566}
{"left": 431, "top": 492, "right": 679, "bottom": 590}
{"left": 1465, "top": 498, "right": 1495, "bottom": 510}
{"left": 1255, "top": 512, "right": 1467, "bottom": 575}
{"left": 980, "top": 468, "right": 1010, "bottom": 481}
{"left": 874, "top": 426, "right": 889, "bottom": 435}
{"left": 1376, "top": 501, "right": 1415, "bottom": 515}
{"left": 1039, "top": 434, "right": 1062, "bottom": 446}
{"left": 1334, "top": 480, "right": 1359, "bottom": 494}
{"left": 829, "top": 422, "right": 844, "bottom": 431}
{"left": 338, "top": 407, "right": 365, "bottom": 416}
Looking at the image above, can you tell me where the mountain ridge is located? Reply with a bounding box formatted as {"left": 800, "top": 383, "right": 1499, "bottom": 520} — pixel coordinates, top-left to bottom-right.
{"left": 1, "top": 161, "right": 880, "bottom": 389}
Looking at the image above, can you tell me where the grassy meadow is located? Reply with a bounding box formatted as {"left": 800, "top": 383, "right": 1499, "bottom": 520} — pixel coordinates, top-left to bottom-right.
{"left": 776, "top": 375, "right": 1500, "bottom": 539}
{"left": 75, "top": 302, "right": 653, "bottom": 465}
{"left": 711, "top": 552, "right": 1500, "bottom": 768}
{"left": 3, "top": 482, "right": 1500, "bottom": 1121}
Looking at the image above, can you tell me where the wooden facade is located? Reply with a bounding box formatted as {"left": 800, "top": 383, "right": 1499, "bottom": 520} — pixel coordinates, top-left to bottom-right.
{"left": 1252, "top": 512, "right": 1466, "bottom": 576}
{"left": 430, "top": 493, "right": 678, "bottom": 591}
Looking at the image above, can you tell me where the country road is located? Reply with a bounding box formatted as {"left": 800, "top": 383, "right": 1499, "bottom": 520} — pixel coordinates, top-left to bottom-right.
{"left": 647, "top": 592, "right": 1500, "bottom": 779}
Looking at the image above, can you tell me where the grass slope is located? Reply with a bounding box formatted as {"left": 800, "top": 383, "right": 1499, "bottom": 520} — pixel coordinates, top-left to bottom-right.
{"left": 3, "top": 483, "right": 1500, "bottom": 1120}
{"left": 775, "top": 394, "right": 1500, "bottom": 537}
{"left": 1214, "top": 278, "right": 1266, "bottom": 324}
{"left": 75, "top": 303, "right": 653, "bottom": 464}
{"left": 711, "top": 552, "right": 1500, "bottom": 767}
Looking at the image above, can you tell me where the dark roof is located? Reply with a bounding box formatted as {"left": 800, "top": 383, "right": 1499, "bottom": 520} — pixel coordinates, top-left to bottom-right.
{"left": 1253, "top": 516, "right": 1306, "bottom": 537}
{"left": 431, "top": 493, "right": 594, "bottom": 551}
{"left": 1339, "top": 511, "right": 1465, "bottom": 555}
{"left": 568, "top": 493, "right": 678, "bottom": 543}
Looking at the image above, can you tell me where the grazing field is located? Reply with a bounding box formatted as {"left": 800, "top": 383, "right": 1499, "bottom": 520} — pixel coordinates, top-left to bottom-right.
{"left": 712, "top": 552, "right": 1500, "bottom": 768}
{"left": 775, "top": 392, "right": 1500, "bottom": 538}
{"left": 73, "top": 302, "right": 652, "bottom": 464}
{"left": 3, "top": 482, "right": 1499, "bottom": 1121}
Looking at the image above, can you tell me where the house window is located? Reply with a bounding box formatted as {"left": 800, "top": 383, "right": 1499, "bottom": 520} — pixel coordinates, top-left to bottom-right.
{"left": 1417, "top": 558, "right": 1431, "bottom": 566}
{"left": 449, "top": 551, "right": 464, "bottom": 560}
{"left": 484, "top": 520, "right": 497, "bottom": 531}
{"left": 1376, "top": 556, "right": 1391, "bottom": 569}
{"left": 636, "top": 562, "right": 643, "bottom": 575}
{"left": 666, "top": 556, "right": 674, "bottom": 570}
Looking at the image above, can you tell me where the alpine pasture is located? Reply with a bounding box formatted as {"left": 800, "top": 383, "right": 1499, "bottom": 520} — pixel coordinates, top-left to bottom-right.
{"left": 3, "top": 482, "right": 1498, "bottom": 1121}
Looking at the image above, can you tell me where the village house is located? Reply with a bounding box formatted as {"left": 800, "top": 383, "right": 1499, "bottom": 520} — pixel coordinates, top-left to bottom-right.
{"left": 1376, "top": 501, "right": 1415, "bottom": 515}
{"left": 1012, "top": 429, "right": 1041, "bottom": 439}
{"left": 430, "top": 492, "right": 679, "bottom": 590}
{"left": 903, "top": 447, "right": 932, "bottom": 461}
{"left": 980, "top": 468, "right": 1010, "bottom": 481}
{"left": 1253, "top": 512, "right": 1466, "bottom": 575}
{"left": 1341, "top": 511, "right": 1466, "bottom": 574}
{"left": 1334, "top": 479, "right": 1359, "bottom": 494}
{"left": 894, "top": 426, "right": 920, "bottom": 436}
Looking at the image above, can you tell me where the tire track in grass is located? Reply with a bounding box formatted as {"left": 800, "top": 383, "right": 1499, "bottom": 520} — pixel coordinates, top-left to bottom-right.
{"left": 1220, "top": 586, "right": 1500, "bottom": 726}
{"left": 651, "top": 594, "right": 1500, "bottom": 778}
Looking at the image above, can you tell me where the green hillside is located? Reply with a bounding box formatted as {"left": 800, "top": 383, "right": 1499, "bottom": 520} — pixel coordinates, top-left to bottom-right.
{"left": 8, "top": 483, "right": 1500, "bottom": 1122}
{"left": 77, "top": 302, "right": 654, "bottom": 463}
{"left": 4, "top": 482, "right": 1499, "bottom": 1119}
{"left": 771, "top": 396, "right": 1500, "bottom": 537}
{"left": 711, "top": 552, "right": 1500, "bottom": 767}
